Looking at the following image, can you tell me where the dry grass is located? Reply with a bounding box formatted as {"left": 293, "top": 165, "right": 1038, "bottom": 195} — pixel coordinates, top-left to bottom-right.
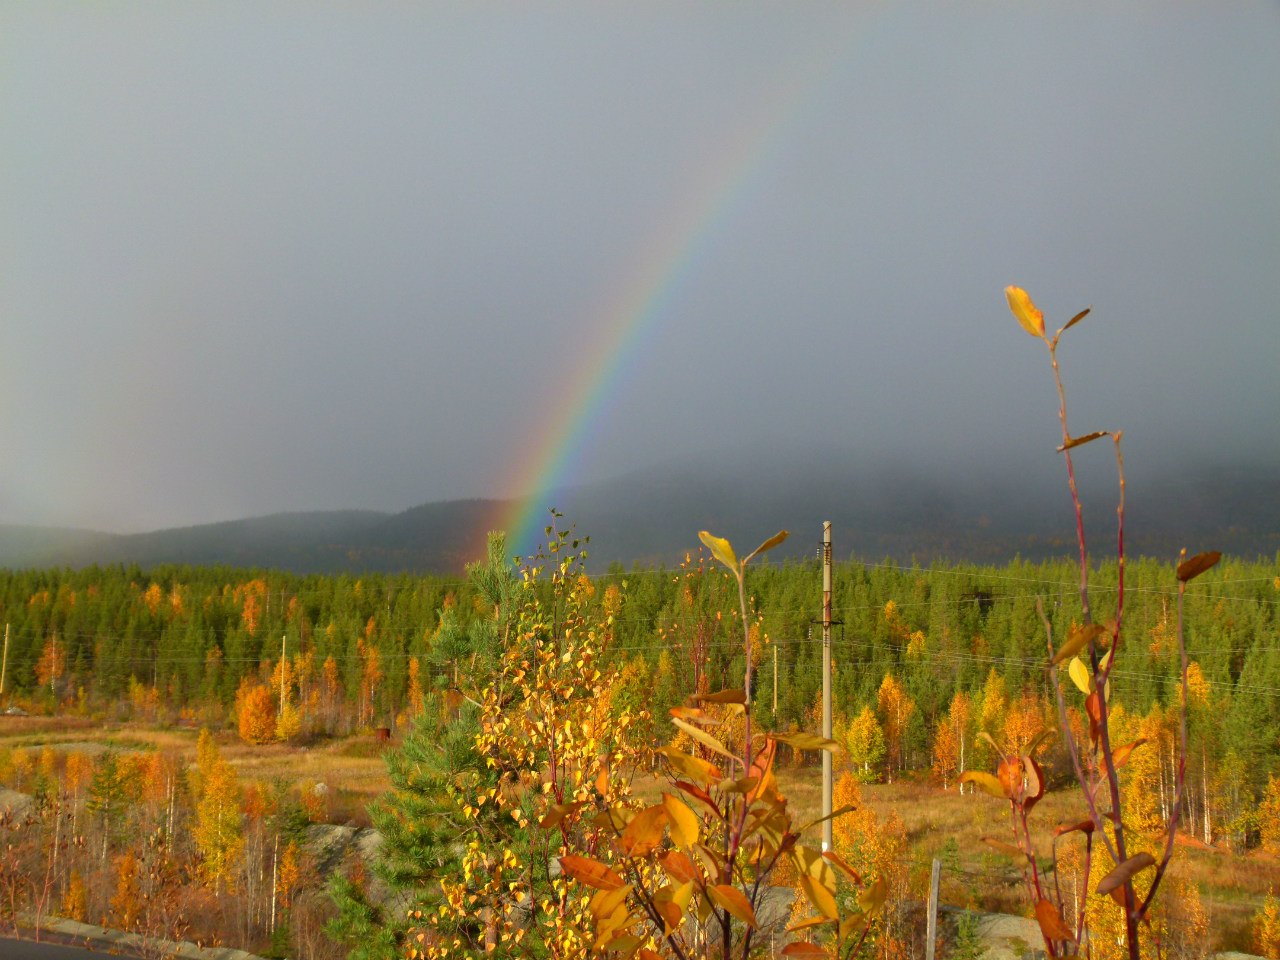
{"left": 0, "top": 715, "right": 395, "bottom": 827}
{"left": 5, "top": 716, "right": 1272, "bottom": 947}
{"left": 636, "top": 760, "right": 1272, "bottom": 951}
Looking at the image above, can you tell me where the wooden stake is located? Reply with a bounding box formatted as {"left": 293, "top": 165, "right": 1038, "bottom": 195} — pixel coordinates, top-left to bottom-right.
{"left": 926, "top": 857, "right": 942, "bottom": 960}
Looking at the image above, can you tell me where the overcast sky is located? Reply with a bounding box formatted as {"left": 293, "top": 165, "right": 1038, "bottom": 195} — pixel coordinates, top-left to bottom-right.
{"left": 2, "top": 3, "right": 1277, "bottom": 533}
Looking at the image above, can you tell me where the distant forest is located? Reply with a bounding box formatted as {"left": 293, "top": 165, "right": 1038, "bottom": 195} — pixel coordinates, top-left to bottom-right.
{"left": 3, "top": 551, "right": 1278, "bottom": 845}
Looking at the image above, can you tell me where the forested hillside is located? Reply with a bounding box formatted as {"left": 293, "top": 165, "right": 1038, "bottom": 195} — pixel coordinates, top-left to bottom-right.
{"left": 3, "top": 550, "right": 1277, "bottom": 843}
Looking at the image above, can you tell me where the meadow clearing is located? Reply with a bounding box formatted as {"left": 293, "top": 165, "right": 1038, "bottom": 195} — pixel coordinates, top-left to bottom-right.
{"left": 3, "top": 714, "right": 1275, "bottom": 955}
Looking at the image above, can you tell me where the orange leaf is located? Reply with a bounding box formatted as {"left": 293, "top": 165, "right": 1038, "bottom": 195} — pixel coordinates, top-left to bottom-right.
{"left": 1061, "top": 307, "right": 1091, "bottom": 333}
{"left": 619, "top": 804, "right": 669, "bottom": 858}
{"left": 539, "top": 800, "right": 586, "bottom": 830}
{"left": 673, "top": 780, "right": 721, "bottom": 818}
{"left": 1112, "top": 738, "right": 1146, "bottom": 769}
{"left": 781, "top": 943, "right": 830, "bottom": 958}
{"left": 1085, "top": 691, "right": 1103, "bottom": 744}
{"left": 982, "top": 837, "right": 1026, "bottom": 859}
{"left": 1035, "top": 898, "right": 1075, "bottom": 942}
{"left": 821, "top": 850, "right": 862, "bottom": 884}
{"left": 658, "top": 851, "right": 700, "bottom": 885}
{"left": 1177, "top": 551, "right": 1222, "bottom": 583}
{"left": 1059, "top": 431, "right": 1108, "bottom": 452}
{"left": 697, "top": 689, "right": 747, "bottom": 704}
{"left": 997, "top": 758, "right": 1022, "bottom": 798}
{"left": 1054, "top": 818, "right": 1096, "bottom": 837}
{"left": 1096, "top": 853, "right": 1156, "bottom": 896}
{"left": 708, "top": 884, "right": 758, "bottom": 928}
{"left": 559, "top": 855, "right": 625, "bottom": 891}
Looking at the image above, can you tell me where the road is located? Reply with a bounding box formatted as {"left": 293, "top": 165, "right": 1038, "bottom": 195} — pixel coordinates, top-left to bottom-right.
{"left": 0, "top": 938, "right": 127, "bottom": 960}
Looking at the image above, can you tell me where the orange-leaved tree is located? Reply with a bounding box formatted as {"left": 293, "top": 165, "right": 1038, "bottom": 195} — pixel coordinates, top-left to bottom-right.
{"left": 961, "top": 286, "right": 1221, "bottom": 960}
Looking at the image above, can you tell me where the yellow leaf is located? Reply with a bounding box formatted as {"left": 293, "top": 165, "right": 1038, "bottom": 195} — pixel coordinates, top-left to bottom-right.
{"left": 662, "top": 793, "right": 700, "bottom": 849}
{"left": 771, "top": 731, "right": 841, "bottom": 752}
{"left": 798, "top": 870, "right": 837, "bottom": 919}
{"left": 652, "top": 881, "right": 693, "bottom": 934}
{"left": 670, "top": 717, "right": 738, "bottom": 762}
{"left": 698, "top": 531, "right": 739, "bottom": 574}
{"left": 590, "top": 884, "right": 633, "bottom": 923}
{"left": 1005, "top": 285, "right": 1046, "bottom": 338}
{"left": 658, "top": 745, "right": 721, "bottom": 783}
{"left": 1052, "top": 623, "right": 1107, "bottom": 666}
{"left": 786, "top": 915, "right": 831, "bottom": 933}
{"left": 708, "top": 884, "right": 758, "bottom": 929}
{"left": 859, "top": 876, "right": 887, "bottom": 916}
{"left": 1068, "top": 657, "right": 1092, "bottom": 695}
{"left": 743, "top": 530, "right": 789, "bottom": 565}
{"left": 958, "top": 770, "right": 1009, "bottom": 800}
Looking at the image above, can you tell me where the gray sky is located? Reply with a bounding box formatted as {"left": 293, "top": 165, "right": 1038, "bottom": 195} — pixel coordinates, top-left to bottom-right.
{"left": 3, "top": 2, "right": 1278, "bottom": 533}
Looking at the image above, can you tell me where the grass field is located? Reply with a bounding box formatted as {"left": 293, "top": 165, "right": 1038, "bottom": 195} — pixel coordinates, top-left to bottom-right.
{"left": 3, "top": 715, "right": 1274, "bottom": 952}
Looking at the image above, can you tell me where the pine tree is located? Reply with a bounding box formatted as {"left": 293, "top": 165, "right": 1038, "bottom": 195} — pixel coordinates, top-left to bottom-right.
{"left": 329, "top": 531, "right": 517, "bottom": 959}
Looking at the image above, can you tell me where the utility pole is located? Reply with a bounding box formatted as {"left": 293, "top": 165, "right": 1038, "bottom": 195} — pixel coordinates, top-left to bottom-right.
{"left": 822, "top": 521, "right": 833, "bottom": 852}
{"left": 772, "top": 645, "right": 778, "bottom": 715}
{"left": 0, "top": 623, "right": 8, "bottom": 697}
{"left": 279, "top": 634, "right": 287, "bottom": 718}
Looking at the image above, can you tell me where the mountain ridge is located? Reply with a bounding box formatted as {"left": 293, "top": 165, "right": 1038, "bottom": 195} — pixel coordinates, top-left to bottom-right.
{"left": 1, "top": 459, "right": 1275, "bottom": 574}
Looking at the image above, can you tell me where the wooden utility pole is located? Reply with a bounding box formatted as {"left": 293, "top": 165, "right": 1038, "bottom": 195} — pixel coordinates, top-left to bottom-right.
{"left": 279, "top": 634, "right": 287, "bottom": 718}
{"left": 0, "top": 623, "right": 8, "bottom": 697}
{"left": 822, "top": 521, "right": 833, "bottom": 852}
{"left": 772, "top": 645, "right": 778, "bottom": 714}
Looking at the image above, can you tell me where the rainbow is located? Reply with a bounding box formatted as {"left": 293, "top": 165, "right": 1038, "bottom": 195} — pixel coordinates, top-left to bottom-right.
{"left": 492, "top": 16, "right": 880, "bottom": 559}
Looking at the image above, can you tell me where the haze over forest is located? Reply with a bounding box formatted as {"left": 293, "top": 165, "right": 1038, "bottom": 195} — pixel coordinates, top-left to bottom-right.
{"left": 2, "top": 4, "right": 1278, "bottom": 565}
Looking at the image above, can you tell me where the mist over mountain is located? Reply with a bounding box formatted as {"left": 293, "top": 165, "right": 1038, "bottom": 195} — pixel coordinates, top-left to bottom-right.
{"left": 1, "top": 449, "right": 1274, "bottom": 574}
